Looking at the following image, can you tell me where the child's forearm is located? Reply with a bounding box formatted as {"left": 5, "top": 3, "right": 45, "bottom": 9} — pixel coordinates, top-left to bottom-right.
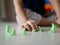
{"left": 49, "top": 0, "right": 60, "bottom": 19}
{"left": 13, "top": 0, "right": 28, "bottom": 23}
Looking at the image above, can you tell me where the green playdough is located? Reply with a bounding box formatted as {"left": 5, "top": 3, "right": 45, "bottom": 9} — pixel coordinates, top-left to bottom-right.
{"left": 32, "top": 26, "right": 43, "bottom": 32}
{"left": 37, "top": 26, "right": 43, "bottom": 32}
{"left": 5, "top": 25, "right": 10, "bottom": 33}
{"left": 21, "top": 28, "right": 26, "bottom": 36}
{"left": 5, "top": 25, "right": 16, "bottom": 36}
{"left": 48, "top": 23, "right": 59, "bottom": 33}
{"left": 54, "top": 23, "right": 60, "bottom": 27}
{"left": 32, "top": 29, "right": 35, "bottom": 32}
{"left": 11, "top": 28, "right": 16, "bottom": 35}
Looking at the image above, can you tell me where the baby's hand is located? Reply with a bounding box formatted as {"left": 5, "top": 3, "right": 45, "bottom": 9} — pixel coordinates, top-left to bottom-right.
{"left": 21, "top": 20, "right": 38, "bottom": 31}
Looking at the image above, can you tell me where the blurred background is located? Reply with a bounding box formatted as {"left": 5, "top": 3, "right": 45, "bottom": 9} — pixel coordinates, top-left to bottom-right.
{"left": 0, "top": 0, "right": 16, "bottom": 22}
{"left": 0, "top": 0, "right": 56, "bottom": 22}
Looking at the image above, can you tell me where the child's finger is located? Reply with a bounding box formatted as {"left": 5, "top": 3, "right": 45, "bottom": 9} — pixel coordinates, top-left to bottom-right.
{"left": 27, "top": 21, "right": 37, "bottom": 31}
{"left": 31, "top": 21, "right": 38, "bottom": 30}
{"left": 57, "top": 19, "right": 60, "bottom": 24}
{"left": 24, "top": 23, "right": 31, "bottom": 31}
